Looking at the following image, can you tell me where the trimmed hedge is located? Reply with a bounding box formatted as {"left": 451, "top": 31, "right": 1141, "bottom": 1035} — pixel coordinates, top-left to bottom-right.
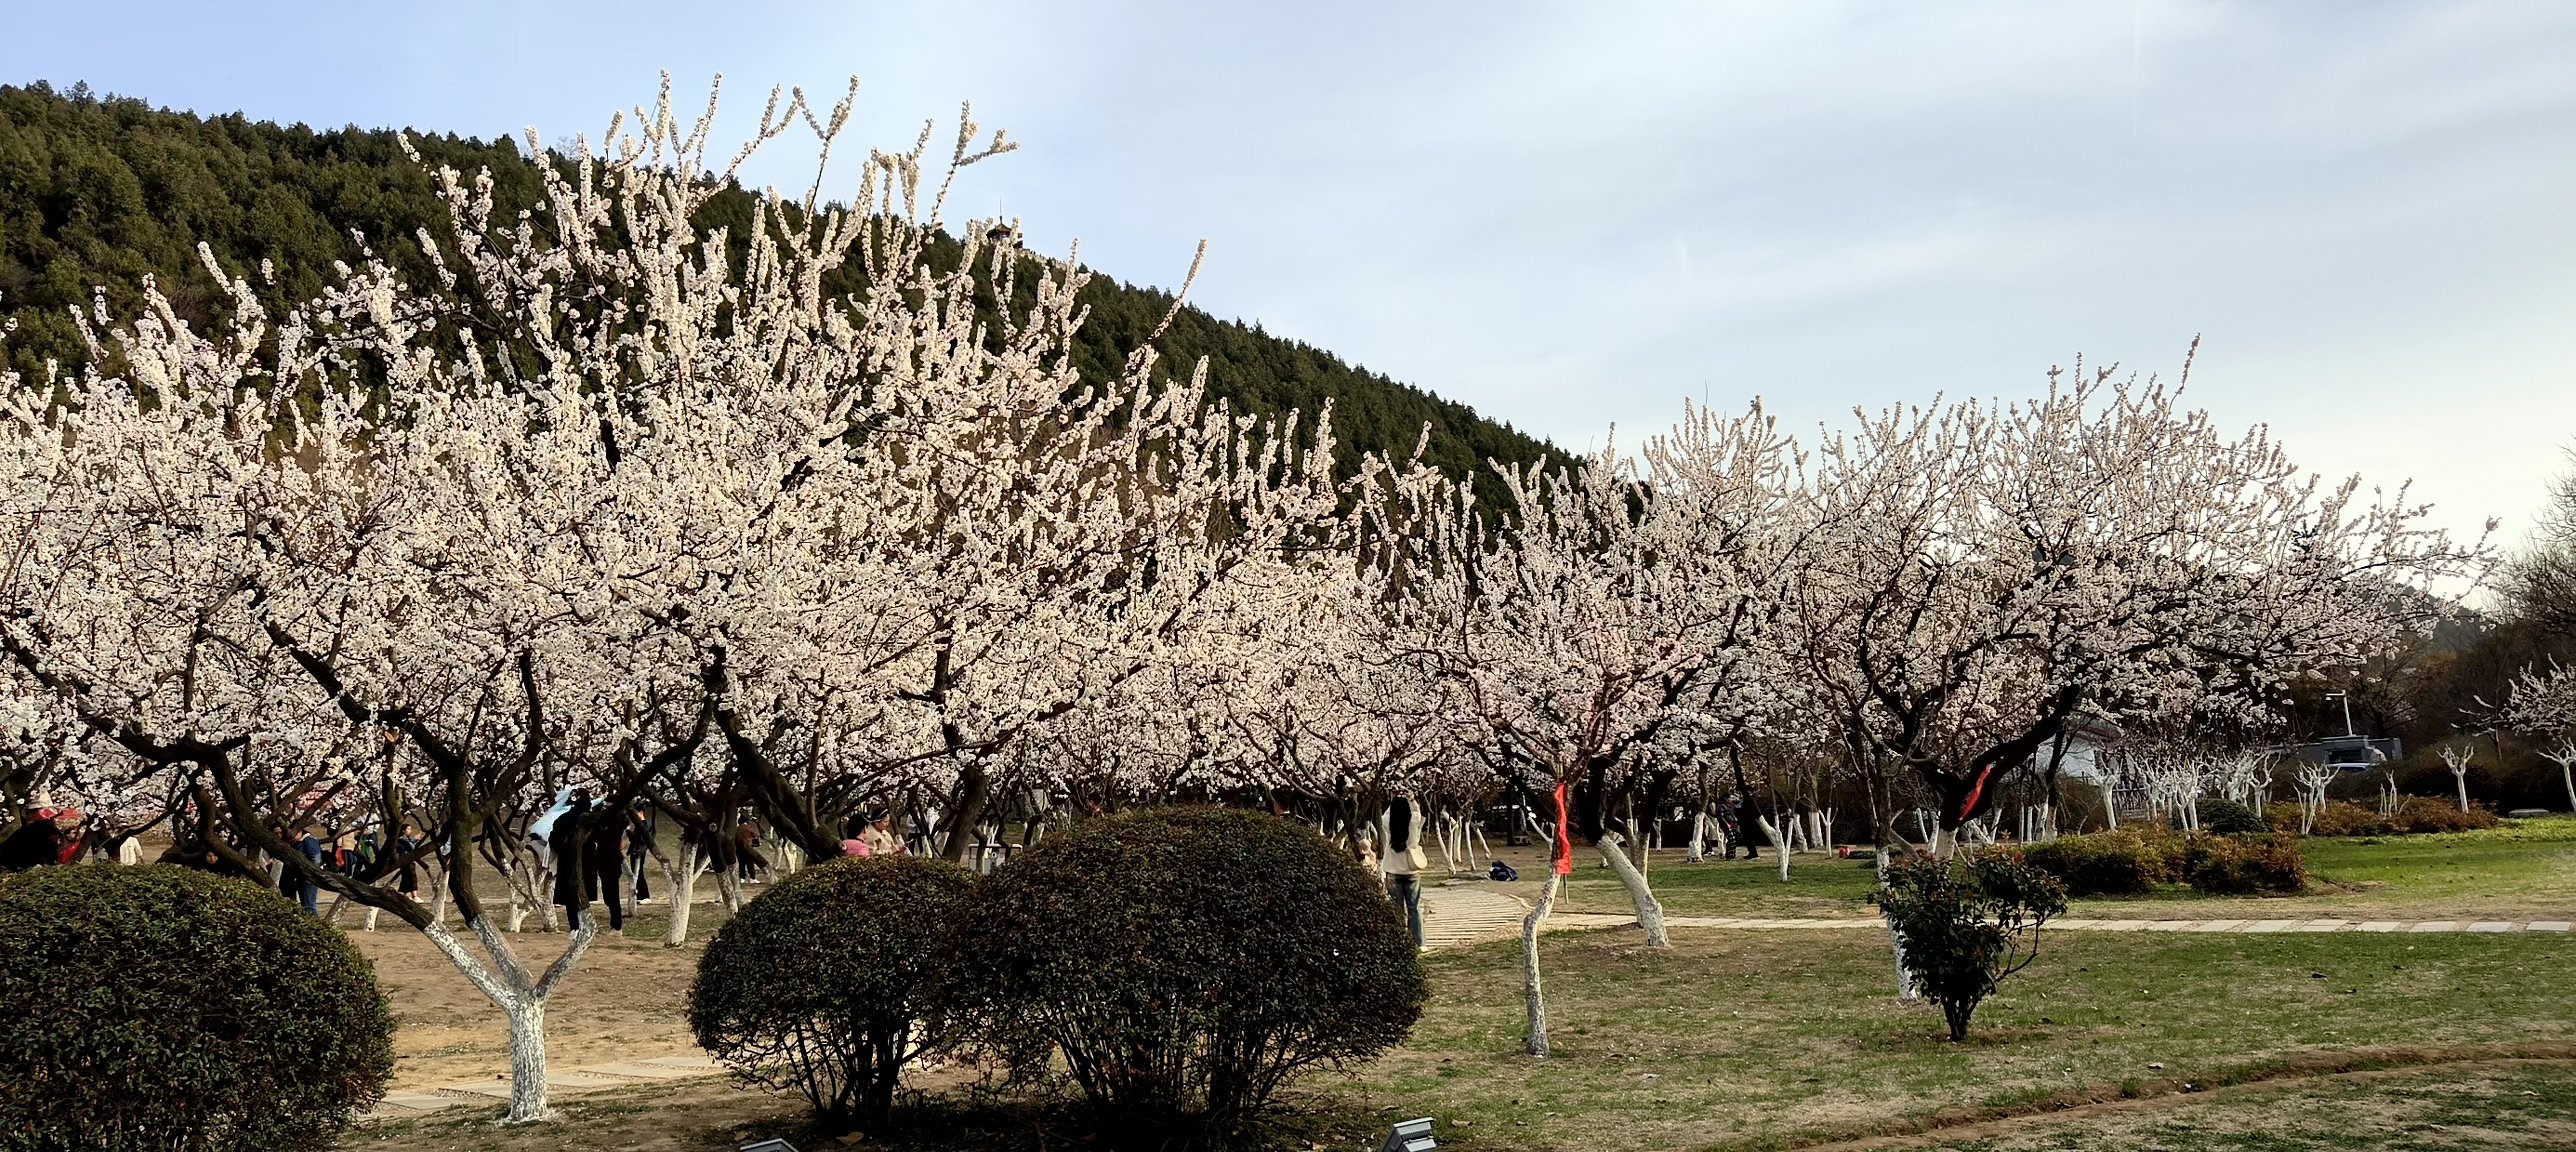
{"left": 2017, "top": 827, "right": 2173, "bottom": 896}
{"left": 949, "top": 807, "right": 1425, "bottom": 1150}
{"left": 2177, "top": 832, "right": 2308, "bottom": 894}
{"left": 0, "top": 865, "right": 394, "bottom": 1152}
{"left": 2297, "top": 798, "right": 2503, "bottom": 837}
{"left": 2014, "top": 827, "right": 2305, "bottom": 896}
{"left": 689, "top": 855, "right": 976, "bottom": 1132}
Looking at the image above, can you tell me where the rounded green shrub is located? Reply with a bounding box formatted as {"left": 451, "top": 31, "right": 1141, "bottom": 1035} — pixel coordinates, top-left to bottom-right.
{"left": 2179, "top": 831, "right": 2307, "bottom": 894}
{"left": 2015, "top": 827, "right": 2174, "bottom": 896}
{"left": 690, "top": 855, "right": 976, "bottom": 1132}
{"left": 949, "top": 807, "right": 1426, "bottom": 1150}
{"left": 0, "top": 864, "right": 394, "bottom": 1152}
{"left": 2191, "top": 797, "right": 2267, "bottom": 835}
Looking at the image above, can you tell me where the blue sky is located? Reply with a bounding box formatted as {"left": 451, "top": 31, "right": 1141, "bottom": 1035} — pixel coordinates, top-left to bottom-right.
{"left": 6, "top": 1, "right": 2570, "bottom": 550}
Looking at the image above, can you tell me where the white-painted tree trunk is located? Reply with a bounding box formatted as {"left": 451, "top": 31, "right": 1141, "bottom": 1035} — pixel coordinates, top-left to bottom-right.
{"left": 1686, "top": 811, "right": 1707, "bottom": 863}
{"left": 716, "top": 867, "right": 743, "bottom": 915}
{"left": 664, "top": 842, "right": 712, "bottom": 948}
{"left": 418, "top": 918, "right": 597, "bottom": 1123}
{"left": 1596, "top": 833, "right": 1669, "bottom": 947}
{"left": 1521, "top": 870, "right": 1560, "bottom": 1057}
{"left": 1759, "top": 815, "right": 1791, "bottom": 880}
{"left": 1875, "top": 854, "right": 1918, "bottom": 1001}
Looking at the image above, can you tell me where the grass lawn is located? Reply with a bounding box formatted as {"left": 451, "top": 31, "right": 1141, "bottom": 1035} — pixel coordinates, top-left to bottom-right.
{"left": 352, "top": 922, "right": 2576, "bottom": 1151}
{"left": 1344, "top": 926, "right": 2576, "bottom": 1151}
{"left": 1496, "top": 816, "right": 2576, "bottom": 923}
{"left": 1896, "top": 1060, "right": 2576, "bottom": 1150}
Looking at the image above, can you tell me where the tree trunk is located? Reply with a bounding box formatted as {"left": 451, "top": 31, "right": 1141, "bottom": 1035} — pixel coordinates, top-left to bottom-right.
{"left": 1521, "top": 870, "right": 1560, "bottom": 1057}
{"left": 1758, "top": 815, "right": 1791, "bottom": 880}
{"left": 1878, "top": 856, "right": 1917, "bottom": 1002}
{"left": 418, "top": 918, "right": 598, "bottom": 1124}
{"left": 503, "top": 994, "right": 553, "bottom": 1121}
{"left": 664, "top": 842, "right": 711, "bottom": 948}
{"left": 2563, "top": 762, "right": 2575, "bottom": 813}
{"left": 1597, "top": 833, "right": 1669, "bottom": 947}
{"left": 2455, "top": 770, "right": 2472, "bottom": 814}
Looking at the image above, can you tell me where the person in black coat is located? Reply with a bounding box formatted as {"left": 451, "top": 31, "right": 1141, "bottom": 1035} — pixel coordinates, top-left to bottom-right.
{"left": 0, "top": 810, "right": 69, "bottom": 873}
{"left": 581, "top": 806, "right": 627, "bottom": 932}
{"left": 548, "top": 793, "right": 594, "bottom": 929}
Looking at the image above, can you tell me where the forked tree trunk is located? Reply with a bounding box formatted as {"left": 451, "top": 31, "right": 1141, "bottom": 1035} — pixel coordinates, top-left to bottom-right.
{"left": 419, "top": 918, "right": 598, "bottom": 1123}
{"left": 1758, "top": 815, "right": 1791, "bottom": 880}
{"left": 1597, "top": 832, "right": 1669, "bottom": 947}
{"left": 2454, "top": 770, "right": 2472, "bottom": 815}
{"left": 1521, "top": 870, "right": 1561, "bottom": 1057}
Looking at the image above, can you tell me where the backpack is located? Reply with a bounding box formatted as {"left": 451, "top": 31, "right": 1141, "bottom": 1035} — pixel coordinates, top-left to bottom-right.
{"left": 1487, "top": 860, "right": 1519, "bottom": 883}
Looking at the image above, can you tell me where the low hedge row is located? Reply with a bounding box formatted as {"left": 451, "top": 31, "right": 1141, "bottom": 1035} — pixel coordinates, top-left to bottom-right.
{"left": 2265, "top": 797, "right": 2501, "bottom": 836}
{"left": 2014, "top": 826, "right": 2306, "bottom": 896}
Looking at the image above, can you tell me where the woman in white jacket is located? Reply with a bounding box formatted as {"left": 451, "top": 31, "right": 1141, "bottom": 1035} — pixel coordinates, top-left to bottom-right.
{"left": 1379, "top": 795, "right": 1428, "bottom": 950}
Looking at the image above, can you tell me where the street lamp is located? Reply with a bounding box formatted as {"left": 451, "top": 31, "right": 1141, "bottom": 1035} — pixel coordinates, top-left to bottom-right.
{"left": 2324, "top": 691, "right": 2357, "bottom": 739}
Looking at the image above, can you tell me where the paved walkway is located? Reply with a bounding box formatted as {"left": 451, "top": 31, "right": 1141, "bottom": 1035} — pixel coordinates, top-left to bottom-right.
{"left": 1415, "top": 883, "right": 2576, "bottom": 951}
{"left": 367, "top": 1053, "right": 725, "bottom": 1118}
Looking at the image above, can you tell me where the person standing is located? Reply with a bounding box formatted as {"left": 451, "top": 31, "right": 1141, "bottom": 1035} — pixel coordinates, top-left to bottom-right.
{"left": 582, "top": 804, "right": 628, "bottom": 931}
{"left": 1380, "top": 795, "right": 1428, "bottom": 951}
{"left": 626, "top": 805, "right": 656, "bottom": 905}
{"left": 0, "top": 809, "right": 73, "bottom": 873}
{"left": 733, "top": 816, "right": 769, "bottom": 884}
{"left": 284, "top": 823, "right": 324, "bottom": 915}
{"left": 549, "top": 791, "right": 594, "bottom": 929}
{"left": 392, "top": 823, "right": 424, "bottom": 901}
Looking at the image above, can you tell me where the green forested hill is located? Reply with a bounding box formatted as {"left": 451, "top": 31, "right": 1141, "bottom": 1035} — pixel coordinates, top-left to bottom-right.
{"left": 0, "top": 80, "right": 1557, "bottom": 487}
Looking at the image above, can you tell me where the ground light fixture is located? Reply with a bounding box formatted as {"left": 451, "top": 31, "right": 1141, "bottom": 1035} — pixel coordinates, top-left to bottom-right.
{"left": 1382, "top": 1116, "right": 1438, "bottom": 1152}
{"left": 739, "top": 1139, "right": 799, "bottom": 1152}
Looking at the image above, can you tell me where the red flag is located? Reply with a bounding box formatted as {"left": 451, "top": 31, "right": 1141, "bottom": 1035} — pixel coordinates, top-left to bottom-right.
{"left": 1551, "top": 780, "right": 1574, "bottom": 877}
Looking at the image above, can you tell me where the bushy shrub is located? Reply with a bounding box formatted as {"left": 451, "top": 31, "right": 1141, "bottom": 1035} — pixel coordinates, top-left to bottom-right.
{"left": 2393, "top": 797, "right": 2499, "bottom": 834}
{"left": 1878, "top": 850, "right": 2068, "bottom": 1042}
{"left": 949, "top": 807, "right": 1425, "bottom": 1150}
{"left": 2016, "top": 827, "right": 2174, "bottom": 896}
{"left": 2177, "top": 832, "right": 2307, "bottom": 894}
{"left": 690, "top": 855, "right": 975, "bottom": 1132}
{"left": 0, "top": 865, "right": 394, "bottom": 1152}
{"left": 2191, "top": 797, "right": 2268, "bottom": 835}
{"left": 2309, "top": 800, "right": 2398, "bottom": 837}
{"left": 2300, "top": 798, "right": 2501, "bottom": 837}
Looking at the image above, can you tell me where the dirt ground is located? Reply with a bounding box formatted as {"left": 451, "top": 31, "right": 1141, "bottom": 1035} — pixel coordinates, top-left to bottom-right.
{"left": 352, "top": 921, "right": 708, "bottom": 1091}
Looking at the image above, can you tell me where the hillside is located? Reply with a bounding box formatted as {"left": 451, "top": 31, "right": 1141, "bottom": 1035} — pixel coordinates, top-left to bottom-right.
{"left": 0, "top": 81, "right": 1556, "bottom": 489}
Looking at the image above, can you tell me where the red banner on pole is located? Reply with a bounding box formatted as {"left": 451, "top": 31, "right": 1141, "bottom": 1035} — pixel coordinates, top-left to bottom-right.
{"left": 1551, "top": 780, "right": 1574, "bottom": 877}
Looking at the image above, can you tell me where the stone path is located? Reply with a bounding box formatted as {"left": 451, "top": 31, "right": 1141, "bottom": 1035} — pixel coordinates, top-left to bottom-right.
{"left": 365, "top": 1053, "right": 725, "bottom": 1119}
{"left": 1415, "top": 883, "right": 2576, "bottom": 951}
